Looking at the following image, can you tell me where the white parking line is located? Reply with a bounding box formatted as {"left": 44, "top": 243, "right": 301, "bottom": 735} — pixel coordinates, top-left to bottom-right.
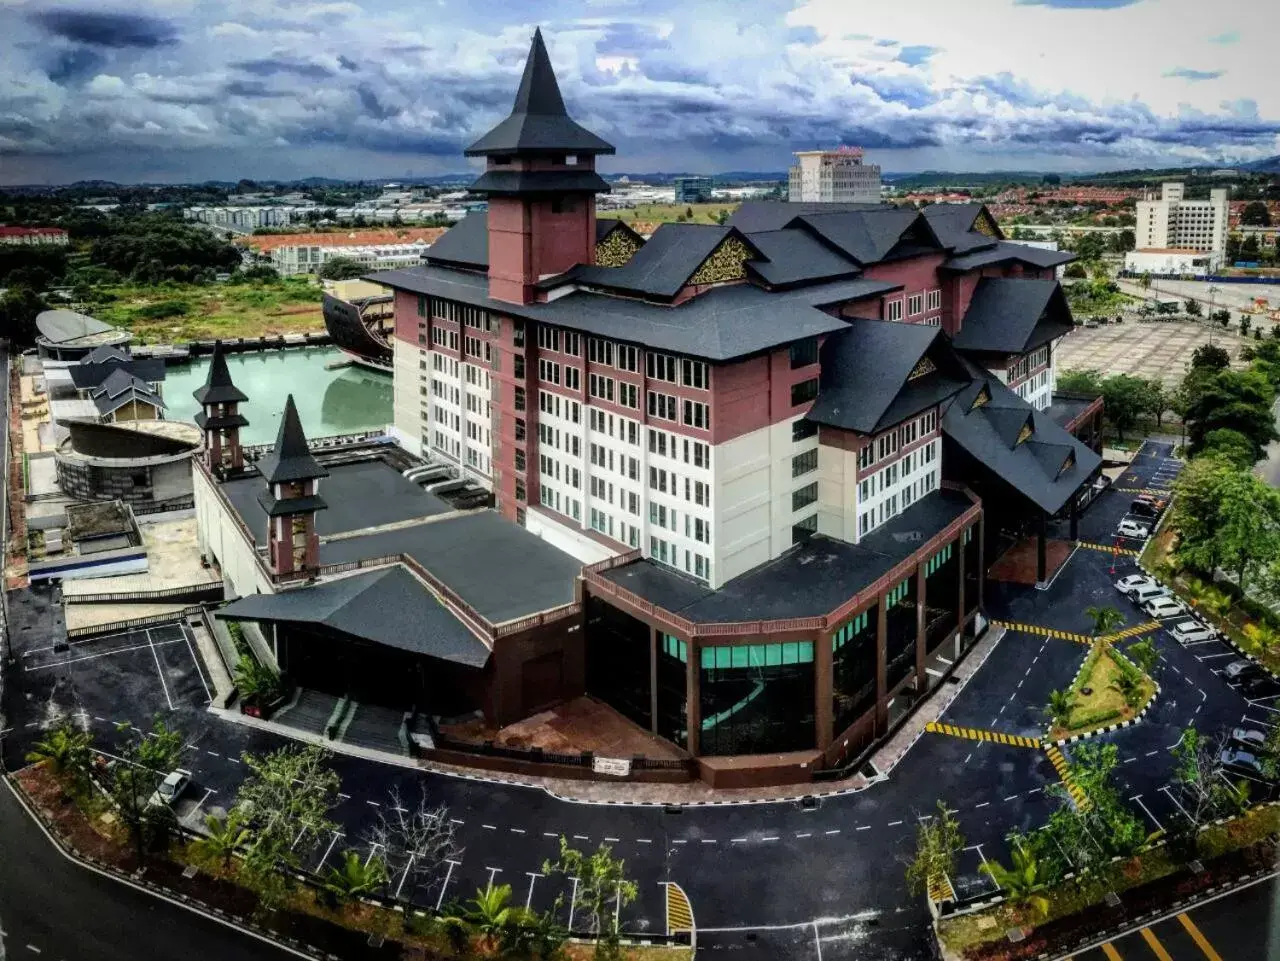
{"left": 314, "top": 831, "right": 343, "bottom": 872}
{"left": 181, "top": 626, "right": 213, "bottom": 704}
{"left": 1159, "top": 785, "right": 1194, "bottom": 821}
{"left": 145, "top": 629, "right": 175, "bottom": 711}
{"left": 22, "top": 638, "right": 185, "bottom": 670}
{"left": 436, "top": 859, "right": 460, "bottom": 911}
{"left": 394, "top": 854, "right": 416, "bottom": 899}
{"left": 1131, "top": 795, "right": 1164, "bottom": 831}
{"left": 524, "top": 871, "right": 542, "bottom": 909}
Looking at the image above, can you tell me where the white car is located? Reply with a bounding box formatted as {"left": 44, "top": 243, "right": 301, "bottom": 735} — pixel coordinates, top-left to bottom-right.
{"left": 1115, "top": 574, "right": 1158, "bottom": 596}
{"left": 1143, "top": 596, "right": 1186, "bottom": 619}
{"left": 147, "top": 769, "right": 192, "bottom": 810}
{"left": 1118, "top": 519, "right": 1152, "bottom": 539}
{"left": 1168, "top": 620, "right": 1217, "bottom": 645}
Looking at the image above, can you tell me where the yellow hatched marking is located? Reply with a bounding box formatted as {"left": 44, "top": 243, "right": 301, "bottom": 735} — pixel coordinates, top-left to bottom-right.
{"left": 666, "top": 883, "right": 693, "bottom": 933}
{"left": 1044, "top": 746, "right": 1091, "bottom": 811}
{"left": 991, "top": 620, "right": 1092, "bottom": 644}
{"left": 926, "top": 722, "right": 1041, "bottom": 749}
{"left": 1115, "top": 487, "right": 1172, "bottom": 496}
{"left": 1099, "top": 621, "right": 1161, "bottom": 644}
{"left": 1076, "top": 541, "right": 1142, "bottom": 557}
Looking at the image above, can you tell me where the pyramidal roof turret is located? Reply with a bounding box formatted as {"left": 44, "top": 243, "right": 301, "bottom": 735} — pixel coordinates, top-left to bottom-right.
{"left": 465, "top": 28, "right": 615, "bottom": 157}
{"left": 256, "top": 395, "right": 329, "bottom": 485}
{"left": 193, "top": 342, "right": 248, "bottom": 406}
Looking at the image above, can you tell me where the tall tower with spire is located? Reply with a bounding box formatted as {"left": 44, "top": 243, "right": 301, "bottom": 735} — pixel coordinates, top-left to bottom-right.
{"left": 256, "top": 395, "right": 328, "bottom": 577}
{"left": 193, "top": 342, "right": 248, "bottom": 472}
{"left": 465, "top": 28, "right": 615, "bottom": 304}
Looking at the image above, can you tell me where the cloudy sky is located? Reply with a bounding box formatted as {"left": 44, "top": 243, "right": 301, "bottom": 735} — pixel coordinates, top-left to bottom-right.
{"left": 0, "top": 0, "right": 1275, "bottom": 184}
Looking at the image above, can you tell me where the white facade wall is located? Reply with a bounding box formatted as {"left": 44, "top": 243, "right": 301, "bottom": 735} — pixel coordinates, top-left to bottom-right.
{"left": 391, "top": 338, "right": 425, "bottom": 457}
{"left": 851, "top": 411, "right": 942, "bottom": 541}
{"left": 192, "top": 465, "right": 272, "bottom": 599}
{"left": 788, "top": 151, "right": 883, "bottom": 203}
{"left": 1134, "top": 183, "right": 1230, "bottom": 264}
{"left": 1122, "top": 249, "right": 1212, "bottom": 277}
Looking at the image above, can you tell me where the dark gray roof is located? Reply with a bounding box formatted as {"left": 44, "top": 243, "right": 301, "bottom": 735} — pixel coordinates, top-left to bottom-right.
{"left": 256, "top": 395, "right": 329, "bottom": 484}
{"left": 598, "top": 489, "right": 976, "bottom": 623}
{"left": 82, "top": 345, "right": 130, "bottom": 364}
{"left": 919, "top": 203, "right": 998, "bottom": 254}
{"left": 1046, "top": 394, "right": 1099, "bottom": 431}
{"left": 596, "top": 218, "right": 642, "bottom": 244}
{"left": 465, "top": 28, "right": 615, "bottom": 157}
{"left": 745, "top": 228, "right": 862, "bottom": 288}
{"left": 318, "top": 510, "right": 582, "bottom": 624}
{"left": 217, "top": 567, "right": 491, "bottom": 668}
{"left": 369, "top": 262, "right": 897, "bottom": 361}
{"left": 951, "top": 278, "right": 1074, "bottom": 355}
{"left": 89, "top": 369, "right": 164, "bottom": 415}
{"left": 68, "top": 357, "right": 165, "bottom": 391}
{"left": 573, "top": 223, "right": 751, "bottom": 298}
{"left": 728, "top": 201, "right": 889, "bottom": 234}
{"left": 942, "top": 361, "right": 1101, "bottom": 515}
{"left": 806, "top": 319, "right": 970, "bottom": 434}
{"left": 468, "top": 169, "right": 611, "bottom": 195}
{"left": 790, "top": 208, "right": 929, "bottom": 265}
{"left": 193, "top": 343, "right": 248, "bottom": 406}
{"left": 35, "top": 309, "right": 121, "bottom": 345}
{"left": 423, "top": 211, "right": 489, "bottom": 270}
{"left": 195, "top": 410, "right": 248, "bottom": 431}
{"left": 941, "top": 240, "right": 1075, "bottom": 272}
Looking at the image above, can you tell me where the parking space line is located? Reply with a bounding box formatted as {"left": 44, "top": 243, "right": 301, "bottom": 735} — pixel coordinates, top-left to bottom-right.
{"left": 1178, "top": 912, "right": 1224, "bottom": 961}
{"left": 22, "top": 638, "right": 185, "bottom": 670}
{"left": 524, "top": 871, "right": 542, "bottom": 909}
{"left": 314, "top": 831, "right": 343, "bottom": 872}
{"left": 181, "top": 625, "right": 213, "bottom": 704}
{"left": 1130, "top": 795, "right": 1163, "bottom": 831}
{"left": 145, "top": 629, "right": 175, "bottom": 711}
{"left": 436, "top": 860, "right": 460, "bottom": 910}
{"left": 1140, "top": 926, "right": 1174, "bottom": 961}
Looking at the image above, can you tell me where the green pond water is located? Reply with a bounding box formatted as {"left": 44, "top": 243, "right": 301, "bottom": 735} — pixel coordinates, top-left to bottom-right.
{"left": 162, "top": 346, "right": 393, "bottom": 446}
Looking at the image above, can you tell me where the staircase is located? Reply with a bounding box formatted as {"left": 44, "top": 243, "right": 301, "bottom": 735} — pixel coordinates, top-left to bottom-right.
{"left": 339, "top": 702, "right": 410, "bottom": 756}
{"left": 274, "top": 689, "right": 341, "bottom": 737}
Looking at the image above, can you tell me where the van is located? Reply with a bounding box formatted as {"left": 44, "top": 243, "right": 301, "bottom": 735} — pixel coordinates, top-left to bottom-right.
{"left": 1130, "top": 583, "right": 1171, "bottom": 606}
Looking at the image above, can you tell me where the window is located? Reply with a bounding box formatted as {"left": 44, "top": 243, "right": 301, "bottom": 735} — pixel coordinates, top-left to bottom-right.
{"left": 515, "top": 480, "right": 526, "bottom": 502}
{"left": 648, "top": 392, "right": 677, "bottom": 421}
{"left": 538, "top": 359, "right": 560, "bottom": 385}
{"left": 564, "top": 366, "right": 581, "bottom": 390}
{"left": 691, "top": 441, "right": 709, "bottom": 469}
{"left": 682, "top": 400, "right": 710, "bottom": 430}
{"left": 646, "top": 352, "right": 677, "bottom": 382}
{"left": 792, "top": 482, "right": 818, "bottom": 512}
{"left": 792, "top": 449, "right": 818, "bottom": 477}
{"left": 550, "top": 197, "right": 576, "bottom": 214}
{"left": 857, "top": 444, "right": 876, "bottom": 471}
{"left": 416, "top": 296, "right": 425, "bottom": 317}
{"left": 514, "top": 418, "right": 526, "bottom": 442}
{"left": 926, "top": 289, "right": 941, "bottom": 311}
{"left": 536, "top": 326, "right": 560, "bottom": 352}
{"left": 681, "top": 359, "right": 709, "bottom": 389}
{"left": 648, "top": 429, "right": 669, "bottom": 457}
{"left": 514, "top": 387, "right": 525, "bottom": 411}
{"left": 792, "top": 513, "right": 818, "bottom": 544}
{"left": 616, "top": 344, "right": 638, "bottom": 372}
{"left": 588, "top": 338, "right": 614, "bottom": 366}
{"left": 791, "top": 378, "right": 819, "bottom": 407}
{"left": 514, "top": 449, "right": 525, "bottom": 472}
{"left": 885, "top": 298, "right": 903, "bottom": 322}
{"left": 512, "top": 320, "right": 525, "bottom": 348}
{"left": 907, "top": 293, "right": 923, "bottom": 316}
{"left": 789, "top": 337, "right": 818, "bottom": 368}
{"left": 563, "top": 332, "right": 581, "bottom": 356}
{"left": 589, "top": 374, "right": 615, "bottom": 402}
{"left": 618, "top": 382, "right": 638, "bottom": 409}
{"left": 792, "top": 418, "right": 818, "bottom": 442}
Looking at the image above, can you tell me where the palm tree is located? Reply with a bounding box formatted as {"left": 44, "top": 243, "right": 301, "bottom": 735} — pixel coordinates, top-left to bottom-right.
{"left": 1086, "top": 605, "right": 1125, "bottom": 640}
{"left": 320, "top": 850, "right": 388, "bottom": 907}
{"left": 1111, "top": 670, "right": 1144, "bottom": 709}
{"left": 464, "top": 883, "right": 526, "bottom": 950}
{"left": 1044, "top": 689, "right": 1076, "bottom": 727}
{"left": 980, "top": 846, "right": 1050, "bottom": 919}
{"left": 25, "top": 722, "right": 93, "bottom": 788}
{"left": 190, "top": 810, "right": 250, "bottom": 872}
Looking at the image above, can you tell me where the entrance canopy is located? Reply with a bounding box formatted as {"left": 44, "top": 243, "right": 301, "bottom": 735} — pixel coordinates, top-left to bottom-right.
{"left": 217, "top": 566, "right": 491, "bottom": 668}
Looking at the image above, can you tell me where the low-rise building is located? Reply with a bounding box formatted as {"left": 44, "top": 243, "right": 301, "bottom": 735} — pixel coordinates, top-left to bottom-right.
{"left": 674, "top": 177, "right": 714, "bottom": 204}
{"left": 0, "top": 226, "right": 69, "bottom": 245}
{"left": 1122, "top": 248, "right": 1213, "bottom": 277}
{"left": 241, "top": 229, "right": 447, "bottom": 276}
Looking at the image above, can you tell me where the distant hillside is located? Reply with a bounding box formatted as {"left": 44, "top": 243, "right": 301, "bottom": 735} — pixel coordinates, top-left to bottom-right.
{"left": 1245, "top": 155, "right": 1280, "bottom": 173}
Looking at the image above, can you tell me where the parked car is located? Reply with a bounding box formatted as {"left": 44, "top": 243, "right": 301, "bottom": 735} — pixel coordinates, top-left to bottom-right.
{"left": 147, "top": 769, "right": 192, "bottom": 810}
{"left": 1118, "top": 519, "right": 1153, "bottom": 539}
{"left": 1143, "top": 595, "right": 1186, "bottom": 619}
{"left": 1115, "top": 574, "right": 1159, "bottom": 596}
{"left": 1135, "top": 493, "right": 1168, "bottom": 511}
{"left": 1131, "top": 583, "right": 1173, "bottom": 606}
{"left": 1130, "top": 500, "right": 1162, "bottom": 519}
{"left": 1225, "top": 659, "right": 1261, "bottom": 680}
{"left": 1219, "top": 748, "right": 1266, "bottom": 778}
{"left": 1168, "top": 620, "right": 1217, "bottom": 645}
{"left": 1231, "top": 727, "right": 1270, "bottom": 751}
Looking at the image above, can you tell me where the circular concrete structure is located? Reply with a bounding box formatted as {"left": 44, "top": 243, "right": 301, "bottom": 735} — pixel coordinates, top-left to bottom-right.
{"left": 36, "top": 309, "right": 132, "bottom": 362}
{"left": 55, "top": 419, "right": 202, "bottom": 507}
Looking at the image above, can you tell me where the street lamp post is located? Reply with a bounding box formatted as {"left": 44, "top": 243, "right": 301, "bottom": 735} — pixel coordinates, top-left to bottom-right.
{"left": 1207, "top": 284, "right": 1220, "bottom": 347}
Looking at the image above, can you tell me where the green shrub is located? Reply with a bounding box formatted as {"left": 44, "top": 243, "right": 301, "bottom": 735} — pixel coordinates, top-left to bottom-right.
{"left": 134, "top": 300, "right": 191, "bottom": 320}
{"left": 1068, "top": 707, "right": 1125, "bottom": 731}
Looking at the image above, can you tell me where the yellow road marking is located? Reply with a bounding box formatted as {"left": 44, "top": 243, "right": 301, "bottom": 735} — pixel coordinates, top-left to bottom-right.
{"left": 1177, "top": 913, "right": 1224, "bottom": 961}
{"left": 1101, "top": 943, "right": 1123, "bottom": 961}
{"left": 926, "top": 722, "right": 1041, "bottom": 749}
{"left": 1140, "top": 927, "right": 1174, "bottom": 961}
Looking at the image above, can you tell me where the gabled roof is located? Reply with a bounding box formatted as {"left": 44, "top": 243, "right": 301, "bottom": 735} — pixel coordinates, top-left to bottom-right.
{"left": 89, "top": 370, "right": 164, "bottom": 416}
{"left": 465, "top": 28, "right": 615, "bottom": 157}
{"left": 728, "top": 201, "right": 889, "bottom": 234}
{"left": 573, "top": 223, "right": 760, "bottom": 299}
{"left": 216, "top": 567, "right": 492, "bottom": 669}
{"left": 952, "top": 278, "right": 1074, "bottom": 355}
{"left": 745, "top": 228, "right": 862, "bottom": 288}
{"left": 941, "top": 240, "right": 1076, "bottom": 272}
{"left": 942, "top": 360, "right": 1101, "bottom": 515}
{"left": 256, "top": 395, "right": 329, "bottom": 485}
{"left": 806, "top": 319, "right": 971, "bottom": 434}
{"left": 789, "top": 208, "right": 935, "bottom": 265}
{"left": 423, "top": 211, "right": 489, "bottom": 270}
{"left": 81, "top": 345, "right": 130, "bottom": 365}
{"left": 369, "top": 262, "right": 897, "bottom": 361}
{"left": 920, "top": 203, "right": 1001, "bottom": 254}
{"left": 596, "top": 217, "right": 644, "bottom": 245}
{"left": 193, "top": 343, "right": 248, "bottom": 406}
{"left": 467, "top": 169, "right": 611, "bottom": 195}
{"left": 68, "top": 357, "right": 165, "bottom": 391}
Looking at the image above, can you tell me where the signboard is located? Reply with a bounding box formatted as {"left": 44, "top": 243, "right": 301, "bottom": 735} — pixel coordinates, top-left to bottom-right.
{"left": 592, "top": 756, "right": 632, "bottom": 777}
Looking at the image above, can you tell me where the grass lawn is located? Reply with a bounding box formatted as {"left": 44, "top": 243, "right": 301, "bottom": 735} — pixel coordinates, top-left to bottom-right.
{"left": 90, "top": 279, "right": 323, "bottom": 343}
{"left": 1049, "top": 645, "right": 1155, "bottom": 740}
{"left": 609, "top": 202, "right": 740, "bottom": 226}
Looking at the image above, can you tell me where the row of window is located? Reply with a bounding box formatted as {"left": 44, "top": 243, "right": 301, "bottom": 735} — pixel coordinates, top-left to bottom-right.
{"left": 649, "top": 536, "right": 712, "bottom": 583}
{"left": 885, "top": 289, "right": 943, "bottom": 322}
{"left": 857, "top": 470, "right": 938, "bottom": 537}
{"left": 857, "top": 409, "right": 940, "bottom": 471}
{"left": 535, "top": 329, "right": 710, "bottom": 391}
{"left": 649, "top": 429, "right": 710, "bottom": 469}
{"left": 589, "top": 374, "right": 639, "bottom": 409}
{"left": 1008, "top": 344, "right": 1050, "bottom": 385}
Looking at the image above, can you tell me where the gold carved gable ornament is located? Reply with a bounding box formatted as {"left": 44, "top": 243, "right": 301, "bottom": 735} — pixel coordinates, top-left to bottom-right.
{"left": 688, "top": 236, "right": 751, "bottom": 286}
{"left": 595, "top": 227, "right": 641, "bottom": 268}
{"left": 908, "top": 356, "right": 937, "bottom": 381}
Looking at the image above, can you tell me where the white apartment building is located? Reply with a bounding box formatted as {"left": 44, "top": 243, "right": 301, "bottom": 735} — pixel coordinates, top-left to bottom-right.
{"left": 271, "top": 241, "right": 430, "bottom": 276}
{"left": 1134, "top": 183, "right": 1230, "bottom": 267}
{"left": 788, "top": 147, "right": 882, "bottom": 203}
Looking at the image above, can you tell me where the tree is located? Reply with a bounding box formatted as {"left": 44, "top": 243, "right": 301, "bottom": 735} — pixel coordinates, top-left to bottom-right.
{"left": 1200, "top": 428, "right": 1257, "bottom": 469}
{"left": 1140, "top": 272, "right": 1152, "bottom": 290}
{"left": 364, "top": 784, "right": 463, "bottom": 903}
{"left": 1139, "top": 378, "right": 1169, "bottom": 428}
{"left": 25, "top": 720, "right": 94, "bottom": 792}
{"left": 460, "top": 883, "right": 528, "bottom": 951}
{"left": 980, "top": 843, "right": 1050, "bottom": 919}
{"left": 317, "top": 256, "right": 367, "bottom": 281}
{"left": 234, "top": 653, "right": 282, "bottom": 705}
{"left": 1110, "top": 666, "right": 1143, "bottom": 708}
{"left": 543, "top": 838, "right": 638, "bottom": 954}
{"left": 904, "top": 799, "right": 965, "bottom": 897}
{"left": 1125, "top": 637, "right": 1159, "bottom": 678}
{"left": 1170, "top": 726, "right": 1250, "bottom": 838}
{"left": 1184, "top": 299, "right": 1202, "bottom": 317}
{"left": 1171, "top": 456, "right": 1236, "bottom": 574}
{"left": 1186, "top": 369, "right": 1278, "bottom": 457}
{"left": 1190, "top": 343, "right": 1231, "bottom": 372}
{"left": 1240, "top": 201, "right": 1271, "bottom": 227}
{"left": 1100, "top": 374, "right": 1151, "bottom": 442}
{"left": 1056, "top": 368, "right": 1104, "bottom": 397}
{"left": 1086, "top": 605, "right": 1125, "bottom": 639}
{"left": 320, "top": 850, "right": 388, "bottom": 907}
{"left": 109, "top": 718, "right": 186, "bottom": 862}
{"left": 1215, "top": 472, "right": 1280, "bottom": 593}
{"left": 1044, "top": 689, "right": 1076, "bottom": 727}
{"left": 190, "top": 810, "right": 251, "bottom": 872}
{"left": 0, "top": 285, "right": 49, "bottom": 348}
{"left": 1063, "top": 262, "right": 1088, "bottom": 279}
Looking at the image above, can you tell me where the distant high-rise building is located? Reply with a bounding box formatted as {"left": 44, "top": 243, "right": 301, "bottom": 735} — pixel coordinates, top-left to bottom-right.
{"left": 788, "top": 147, "right": 882, "bottom": 203}
{"left": 1134, "top": 182, "right": 1230, "bottom": 265}
{"left": 674, "top": 176, "right": 714, "bottom": 204}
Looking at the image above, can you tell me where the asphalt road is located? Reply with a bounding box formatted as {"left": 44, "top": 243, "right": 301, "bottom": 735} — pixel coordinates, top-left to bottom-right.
{"left": 3, "top": 439, "right": 1277, "bottom": 959}
{"left": 0, "top": 778, "right": 298, "bottom": 961}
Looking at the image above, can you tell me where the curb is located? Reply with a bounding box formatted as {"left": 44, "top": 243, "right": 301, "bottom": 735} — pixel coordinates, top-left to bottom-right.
{"left": 1045, "top": 646, "right": 1162, "bottom": 748}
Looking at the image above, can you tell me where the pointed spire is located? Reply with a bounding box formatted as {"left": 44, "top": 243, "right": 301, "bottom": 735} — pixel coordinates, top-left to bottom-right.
{"left": 511, "top": 28, "right": 566, "bottom": 116}
{"left": 256, "top": 395, "right": 328, "bottom": 485}
{"left": 193, "top": 341, "right": 248, "bottom": 406}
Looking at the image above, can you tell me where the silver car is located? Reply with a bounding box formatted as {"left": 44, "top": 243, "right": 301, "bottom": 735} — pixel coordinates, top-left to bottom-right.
{"left": 147, "top": 769, "right": 192, "bottom": 810}
{"left": 1168, "top": 620, "right": 1216, "bottom": 644}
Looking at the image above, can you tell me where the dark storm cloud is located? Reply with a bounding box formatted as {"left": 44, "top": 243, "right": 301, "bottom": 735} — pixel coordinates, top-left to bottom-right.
{"left": 28, "top": 9, "right": 178, "bottom": 48}
{"left": 231, "top": 58, "right": 335, "bottom": 79}
{"left": 45, "top": 47, "right": 106, "bottom": 83}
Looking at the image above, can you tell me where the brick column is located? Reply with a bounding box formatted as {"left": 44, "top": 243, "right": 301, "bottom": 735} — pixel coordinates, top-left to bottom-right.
{"left": 977, "top": 514, "right": 986, "bottom": 611}
{"left": 816, "top": 629, "right": 833, "bottom": 751}
{"left": 685, "top": 640, "right": 701, "bottom": 756}
{"left": 915, "top": 562, "right": 928, "bottom": 691}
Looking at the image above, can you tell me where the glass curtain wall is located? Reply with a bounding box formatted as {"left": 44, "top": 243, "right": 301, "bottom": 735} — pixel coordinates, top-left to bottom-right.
{"left": 585, "top": 597, "right": 652, "bottom": 731}
{"left": 885, "top": 576, "right": 918, "bottom": 690}
{"left": 832, "top": 606, "right": 878, "bottom": 737}
{"left": 656, "top": 633, "right": 689, "bottom": 749}
{"left": 924, "top": 542, "right": 959, "bottom": 651}
{"left": 699, "top": 642, "right": 815, "bottom": 755}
